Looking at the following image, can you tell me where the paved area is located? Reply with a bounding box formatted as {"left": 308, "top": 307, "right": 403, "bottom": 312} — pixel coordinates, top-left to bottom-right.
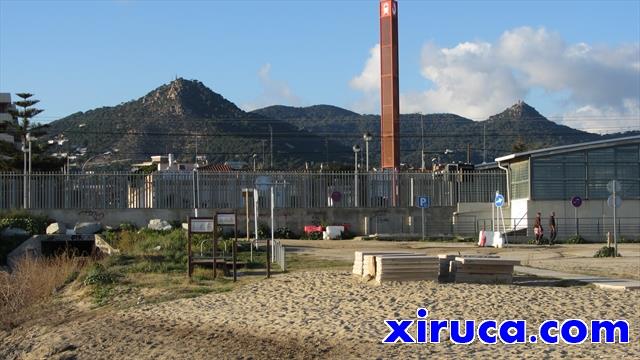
{"left": 515, "top": 265, "right": 640, "bottom": 291}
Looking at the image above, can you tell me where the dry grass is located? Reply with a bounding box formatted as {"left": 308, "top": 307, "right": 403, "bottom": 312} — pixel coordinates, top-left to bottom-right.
{"left": 0, "top": 255, "right": 82, "bottom": 328}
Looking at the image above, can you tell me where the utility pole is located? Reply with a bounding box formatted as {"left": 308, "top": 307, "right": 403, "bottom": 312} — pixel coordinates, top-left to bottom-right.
{"left": 483, "top": 123, "right": 487, "bottom": 164}
{"left": 420, "top": 113, "right": 425, "bottom": 171}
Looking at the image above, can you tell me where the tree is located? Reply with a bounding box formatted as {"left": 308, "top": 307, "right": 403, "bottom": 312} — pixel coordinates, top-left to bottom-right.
{"left": 8, "top": 93, "right": 44, "bottom": 208}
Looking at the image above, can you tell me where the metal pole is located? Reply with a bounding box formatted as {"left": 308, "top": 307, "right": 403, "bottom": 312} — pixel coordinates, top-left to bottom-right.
{"left": 233, "top": 210, "right": 237, "bottom": 282}
{"left": 192, "top": 169, "right": 198, "bottom": 217}
{"left": 575, "top": 206, "right": 578, "bottom": 236}
{"left": 269, "top": 124, "right": 273, "bottom": 169}
{"left": 354, "top": 152, "right": 358, "bottom": 207}
{"left": 28, "top": 137, "right": 31, "bottom": 208}
{"left": 365, "top": 140, "right": 369, "bottom": 172}
{"left": 23, "top": 140, "right": 26, "bottom": 209}
{"left": 421, "top": 114, "right": 425, "bottom": 171}
{"left": 613, "top": 180, "right": 618, "bottom": 256}
{"left": 421, "top": 206, "right": 425, "bottom": 240}
{"left": 271, "top": 186, "right": 275, "bottom": 262}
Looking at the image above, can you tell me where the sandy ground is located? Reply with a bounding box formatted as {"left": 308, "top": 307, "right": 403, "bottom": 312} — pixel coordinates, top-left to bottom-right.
{"left": 283, "top": 240, "right": 640, "bottom": 280}
{"left": 1, "top": 271, "right": 639, "bottom": 359}
{"left": 1, "top": 241, "right": 639, "bottom": 359}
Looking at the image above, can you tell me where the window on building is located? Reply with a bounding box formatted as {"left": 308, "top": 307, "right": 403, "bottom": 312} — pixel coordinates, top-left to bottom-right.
{"left": 510, "top": 160, "right": 530, "bottom": 199}
{"left": 531, "top": 143, "right": 640, "bottom": 200}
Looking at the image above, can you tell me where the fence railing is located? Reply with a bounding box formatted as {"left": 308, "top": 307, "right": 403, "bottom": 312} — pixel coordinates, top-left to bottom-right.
{"left": 450, "top": 216, "right": 640, "bottom": 242}
{"left": 273, "top": 239, "right": 286, "bottom": 271}
{"left": 0, "top": 171, "right": 506, "bottom": 210}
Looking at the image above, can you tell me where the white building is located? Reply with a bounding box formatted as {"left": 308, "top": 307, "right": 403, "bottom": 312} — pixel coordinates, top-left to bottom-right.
{"left": 457, "top": 136, "right": 640, "bottom": 241}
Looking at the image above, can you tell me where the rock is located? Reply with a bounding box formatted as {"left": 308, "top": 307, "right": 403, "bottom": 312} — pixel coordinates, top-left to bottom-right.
{"left": 46, "top": 222, "right": 66, "bottom": 235}
{"left": 74, "top": 222, "right": 102, "bottom": 235}
{"left": 153, "top": 245, "right": 161, "bottom": 251}
{"left": 0, "top": 227, "right": 29, "bottom": 237}
{"left": 148, "top": 219, "right": 172, "bottom": 231}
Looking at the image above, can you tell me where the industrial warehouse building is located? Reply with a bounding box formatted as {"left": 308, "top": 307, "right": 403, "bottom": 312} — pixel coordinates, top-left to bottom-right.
{"left": 460, "top": 135, "right": 640, "bottom": 241}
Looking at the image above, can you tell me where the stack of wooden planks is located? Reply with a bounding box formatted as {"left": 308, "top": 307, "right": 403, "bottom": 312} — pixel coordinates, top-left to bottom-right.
{"left": 449, "top": 257, "right": 520, "bottom": 284}
{"left": 374, "top": 255, "right": 439, "bottom": 284}
{"left": 352, "top": 251, "right": 412, "bottom": 277}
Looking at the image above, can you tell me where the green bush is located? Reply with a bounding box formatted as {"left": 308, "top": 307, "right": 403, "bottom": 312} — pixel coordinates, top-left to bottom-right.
{"left": 118, "top": 222, "right": 137, "bottom": 232}
{"left": 0, "top": 211, "right": 48, "bottom": 234}
{"left": 301, "top": 231, "right": 323, "bottom": 240}
{"left": 593, "top": 246, "right": 620, "bottom": 258}
{"left": 83, "top": 263, "right": 120, "bottom": 286}
{"left": 565, "top": 235, "right": 586, "bottom": 244}
{"left": 274, "top": 226, "right": 296, "bottom": 239}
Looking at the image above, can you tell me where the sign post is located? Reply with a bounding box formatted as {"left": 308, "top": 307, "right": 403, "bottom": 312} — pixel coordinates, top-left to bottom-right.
{"left": 417, "top": 196, "right": 430, "bottom": 240}
{"left": 187, "top": 217, "right": 215, "bottom": 279}
{"left": 216, "top": 212, "right": 239, "bottom": 282}
{"left": 494, "top": 192, "right": 507, "bottom": 244}
{"left": 571, "top": 196, "right": 582, "bottom": 236}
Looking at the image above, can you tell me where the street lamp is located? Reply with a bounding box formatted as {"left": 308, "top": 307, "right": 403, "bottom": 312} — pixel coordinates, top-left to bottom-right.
{"left": 363, "top": 132, "right": 373, "bottom": 172}
{"left": 353, "top": 144, "right": 361, "bottom": 207}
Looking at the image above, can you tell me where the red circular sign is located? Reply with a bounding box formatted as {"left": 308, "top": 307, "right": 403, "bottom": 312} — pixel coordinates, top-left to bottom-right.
{"left": 571, "top": 196, "right": 582, "bottom": 208}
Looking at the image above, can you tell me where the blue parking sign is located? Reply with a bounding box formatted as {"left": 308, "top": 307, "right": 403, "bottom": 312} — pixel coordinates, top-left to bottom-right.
{"left": 417, "top": 196, "right": 430, "bottom": 208}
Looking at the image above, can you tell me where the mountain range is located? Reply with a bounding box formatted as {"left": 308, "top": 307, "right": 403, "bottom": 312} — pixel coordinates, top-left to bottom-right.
{"left": 41, "top": 78, "right": 638, "bottom": 170}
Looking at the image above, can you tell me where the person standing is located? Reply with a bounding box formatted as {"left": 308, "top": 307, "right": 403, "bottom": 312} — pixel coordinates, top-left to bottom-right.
{"left": 549, "top": 212, "right": 557, "bottom": 245}
{"left": 534, "top": 212, "right": 543, "bottom": 245}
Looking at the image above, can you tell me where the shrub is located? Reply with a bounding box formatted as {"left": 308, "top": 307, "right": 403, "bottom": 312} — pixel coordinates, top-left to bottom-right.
{"left": 274, "top": 226, "right": 296, "bottom": 239}
{"left": 593, "top": 246, "right": 620, "bottom": 258}
{"left": 118, "top": 222, "right": 137, "bottom": 232}
{"left": 0, "top": 211, "right": 48, "bottom": 234}
{"left": 83, "top": 263, "right": 120, "bottom": 286}
{"left": 0, "top": 255, "right": 82, "bottom": 328}
{"left": 565, "top": 235, "right": 586, "bottom": 244}
{"left": 301, "top": 231, "right": 323, "bottom": 240}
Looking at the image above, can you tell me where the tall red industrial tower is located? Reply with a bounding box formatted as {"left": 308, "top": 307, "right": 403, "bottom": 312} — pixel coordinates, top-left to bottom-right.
{"left": 379, "top": 0, "right": 400, "bottom": 170}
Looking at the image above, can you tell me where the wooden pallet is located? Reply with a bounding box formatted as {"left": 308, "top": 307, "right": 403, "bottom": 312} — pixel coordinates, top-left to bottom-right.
{"left": 374, "top": 255, "right": 439, "bottom": 284}
{"left": 352, "top": 251, "right": 413, "bottom": 276}
{"left": 450, "top": 257, "right": 520, "bottom": 284}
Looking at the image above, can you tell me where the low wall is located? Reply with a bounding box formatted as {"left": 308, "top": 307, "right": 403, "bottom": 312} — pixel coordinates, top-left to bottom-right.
{"left": 27, "top": 207, "right": 457, "bottom": 237}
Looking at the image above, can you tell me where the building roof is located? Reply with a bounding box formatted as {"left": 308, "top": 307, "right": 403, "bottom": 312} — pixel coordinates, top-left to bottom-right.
{"left": 495, "top": 135, "right": 640, "bottom": 163}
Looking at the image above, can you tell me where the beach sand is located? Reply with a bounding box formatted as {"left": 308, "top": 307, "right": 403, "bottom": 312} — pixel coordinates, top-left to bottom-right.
{"left": 1, "top": 270, "right": 638, "bottom": 359}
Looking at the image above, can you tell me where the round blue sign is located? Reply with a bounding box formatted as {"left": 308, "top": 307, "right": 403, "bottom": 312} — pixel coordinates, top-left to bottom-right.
{"left": 494, "top": 194, "right": 505, "bottom": 207}
{"left": 571, "top": 196, "right": 582, "bottom": 208}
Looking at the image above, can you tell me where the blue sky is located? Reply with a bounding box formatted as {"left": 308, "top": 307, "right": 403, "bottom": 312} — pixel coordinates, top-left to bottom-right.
{"left": 1, "top": 0, "right": 639, "bottom": 132}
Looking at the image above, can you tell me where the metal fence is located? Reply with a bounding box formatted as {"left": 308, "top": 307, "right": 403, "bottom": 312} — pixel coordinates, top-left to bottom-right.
{"left": 451, "top": 216, "right": 640, "bottom": 242}
{"left": 0, "top": 171, "right": 506, "bottom": 210}
{"left": 273, "top": 239, "right": 286, "bottom": 271}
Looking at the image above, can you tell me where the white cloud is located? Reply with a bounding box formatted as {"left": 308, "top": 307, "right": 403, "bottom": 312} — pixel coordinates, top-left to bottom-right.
{"left": 348, "top": 44, "right": 380, "bottom": 113}
{"left": 242, "top": 63, "right": 302, "bottom": 111}
{"left": 349, "top": 27, "right": 640, "bottom": 132}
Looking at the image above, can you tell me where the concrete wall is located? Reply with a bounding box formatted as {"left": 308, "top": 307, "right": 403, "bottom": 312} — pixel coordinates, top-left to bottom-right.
{"left": 27, "top": 207, "right": 457, "bottom": 237}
